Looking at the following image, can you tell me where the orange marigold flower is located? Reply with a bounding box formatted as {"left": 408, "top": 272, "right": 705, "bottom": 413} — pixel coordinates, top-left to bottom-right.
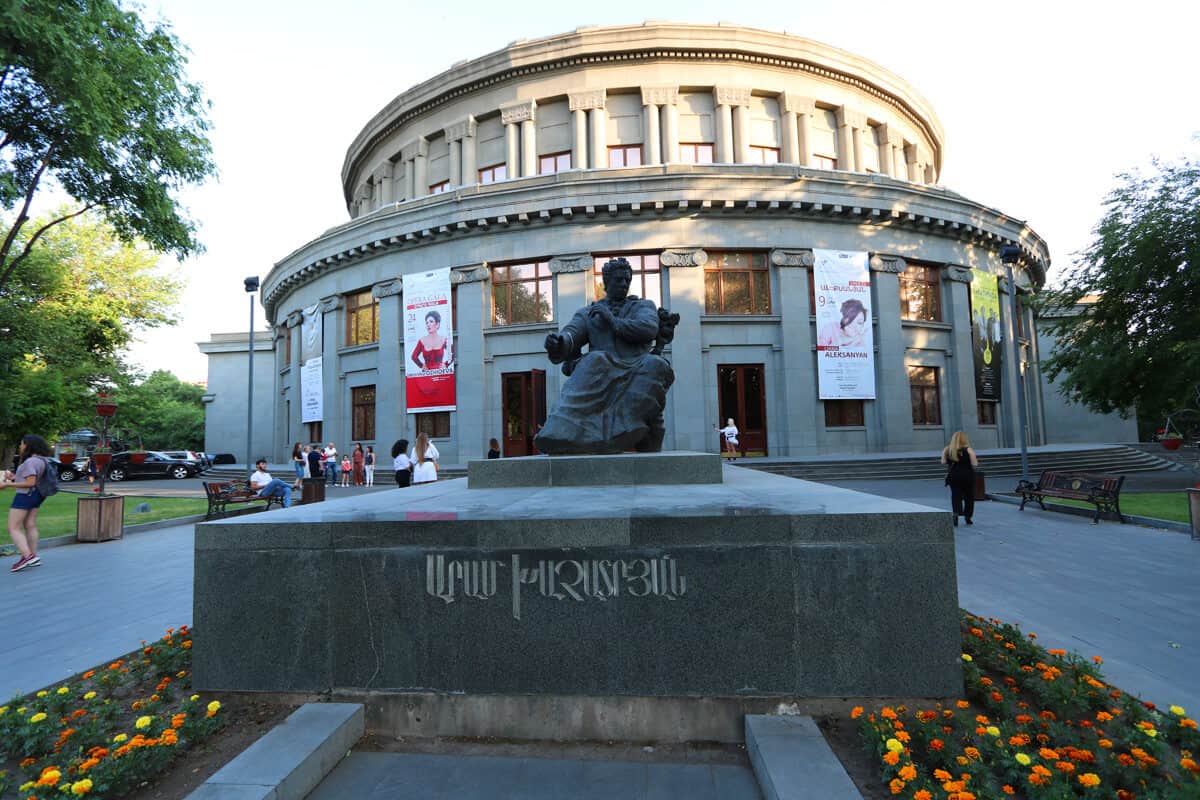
{"left": 1039, "top": 748, "right": 1059, "bottom": 760}
{"left": 955, "top": 756, "right": 969, "bottom": 766}
{"left": 20, "top": 757, "right": 36, "bottom": 767}
{"left": 975, "top": 714, "right": 990, "bottom": 724}
{"left": 979, "top": 677, "right": 993, "bottom": 686}
{"left": 1015, "top": 714, "right": 1033, "bottom": 724}
{"left": 888, "top": 778, "right": 905, "bottom": 795}
{"left": 917, "top": 710, "right": 937, "bottom": 723}
{"left": 1055, "top": 761, "right": 1075, "bottom": 773}
{"left": 943, "top": 710, "right": 955, "bottom": 719}
{"left": 914, "top": 791, "right": 932, "bottom": 800}
{"left": 942, "top": 726, "right": 954, "bottom": 734}
{"left": 1091, "top": 655, "right": 1103, "bottom": 664}
{"left": 850, "top": 706, "right": 863, "bottom": 719}
{"left": 881, "top": 707, "right": 897, "bottom": 719}
{"left": 1178, "top": 717, "right": 1197, "bottom": 730}
{"left": 1117, "top": 753, "right": 1135, "bottom": 766}
{"left": 1180, "top": 757, "right": 1200, "bottom": 774}
{"left": 82, "top": 670, "right": 95, "bottom": 680}
{"left": 1028, "top": 633, "right": 1037, "bottom": 639}
{"left": 182, "top": 640, "right": 193, "bottom": 649}
{"left": 930, "top": 739, "right": 945, "bottom": 751}
{"left": 1002, "top": 786, "right": 1016, "bottom": 795}
{"left": 1028, "top": 772, "right": 1049, "bottom": 787}
{"left": 899, "top": 764, "right": 916, "bottom": 781}
{"left": 991, "top": 692, "right": 1003, "bottom": 702}
{"left": 895, "top": 731, "right": 911, "bottom": 743}
{"left": 1048, "top": 648, "right": 1067, "bottom": 656}
{"left": 1078, "top": 772, "right": 1101, "bottom": 787}
{"left": 1039, "top": 710, "right": 1057, "bottom": 721}
{"left": 1098, "top": 739, "right": 1113, "bottom": 749}
{"left": 1116, "top": 791, "right": 1135, "bottom": 800}
{"left": 956, "top": 700, "right": 970, "bottom": 709}
{"left": 1032, "top": 765, "right": 1052, "bottom": 777}
{"left": 933, "top": 769, "right": 953, "bottom": 782}
{"left": 1009, "top": 735, "right": 1030, "bottom": 746}
{"left": 883, "top": 750, "right": 900, "bottom": 766}
{"left": 964, "top": 747, "right": 981, "bottom": 760}
{"left": 969, "top": 627, "right": 983, "bottom": 638}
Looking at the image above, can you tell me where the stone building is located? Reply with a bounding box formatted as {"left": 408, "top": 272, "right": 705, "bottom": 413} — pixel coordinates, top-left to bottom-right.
{"left": 242, "top": 22, "right": 1122, "bottom": 462}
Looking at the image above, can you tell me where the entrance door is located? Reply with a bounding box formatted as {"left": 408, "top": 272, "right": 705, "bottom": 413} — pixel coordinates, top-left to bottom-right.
{"left": 501, "top": 370, "right": 546, "bottom": 457}
{"left": 718, "top": 364, "right": 767, "bottom": 457}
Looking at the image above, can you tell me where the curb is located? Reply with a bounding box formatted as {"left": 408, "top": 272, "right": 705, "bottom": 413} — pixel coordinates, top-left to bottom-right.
{"left": 187, "top": 703, "right": 363, "bottom": 800}
{"left": 4, "top": 514, "right": 207, "bottom": 554}
{"left": 985, "top": 493, "right": 1191, "bottom": 533}
{"left": 746, "top": 715, "right": 862, "bottom": 799}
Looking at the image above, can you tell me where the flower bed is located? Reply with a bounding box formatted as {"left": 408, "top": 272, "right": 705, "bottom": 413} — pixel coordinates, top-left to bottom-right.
{"left": 857, "top": 611, "right": 1200, "bottom": 799}
{"left": 0, "top": 627, "right": 225, "bottom": 798}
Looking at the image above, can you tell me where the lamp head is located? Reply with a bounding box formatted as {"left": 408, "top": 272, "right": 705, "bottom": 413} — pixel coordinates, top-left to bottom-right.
{"left": 244, "top": 276, "right": 261, "bottom": 293}
{"left": 999, "top": 245, "right": 1021, "bottom": 265}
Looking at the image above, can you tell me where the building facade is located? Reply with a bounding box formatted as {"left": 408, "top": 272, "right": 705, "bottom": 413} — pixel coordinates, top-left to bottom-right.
{"left": 256, "top": 23, "right": 1059, "bottom": 463}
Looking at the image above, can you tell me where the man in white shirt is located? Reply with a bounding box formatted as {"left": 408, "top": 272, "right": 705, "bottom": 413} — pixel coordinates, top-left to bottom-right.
{"left": 250, "top": 459, "right": 292, "bottom": 508}
{"left": 322, "top": 442, "right": 338, "bottom": 486}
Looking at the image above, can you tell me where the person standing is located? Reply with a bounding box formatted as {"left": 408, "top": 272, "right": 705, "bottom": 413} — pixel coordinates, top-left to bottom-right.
{"left": 391, "top": 439, "right": 412, "bottom": 487}
{"left": 2, "top": 435, "right": 52, "bottom": 573}
{"left": 716, "top": 418, "right": 740, "bottom": 460}
{"left": 249, "top": 458, "right": 292, "bottom": 508}
{"left": 352, "top": 443, "right": 365, "bottom": 486}
{"left": 411, "top": 432, "right": 438, "bottom": 485}
{"left": 290, "top": 442, "right": 305, "bottom": 489}
{"left": 339, "top": 453, "right": 352, "bottom": 487}
{"left": 487, "top": 438, "right": 501, "bottom": 459}
{"left": 941, "top": 431, "right": 979, "bottom": 526}
{"left": 323, "top": 442, "right": 338, "bottom": 486}
{"left": 306, "top": 445, "right": 323, "bottom": 483}
{"left": 364, "top": 446, "right": 376, "bottom": 486}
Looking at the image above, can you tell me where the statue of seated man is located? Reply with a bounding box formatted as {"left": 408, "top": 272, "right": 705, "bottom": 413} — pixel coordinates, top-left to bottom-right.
{"left": 534, "top": 257, "right": 676, "bottom": 454}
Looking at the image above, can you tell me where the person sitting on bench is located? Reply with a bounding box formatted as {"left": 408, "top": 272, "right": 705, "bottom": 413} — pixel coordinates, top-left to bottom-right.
{"left": 249, "top": 459, "right": 292, "bottom": 508}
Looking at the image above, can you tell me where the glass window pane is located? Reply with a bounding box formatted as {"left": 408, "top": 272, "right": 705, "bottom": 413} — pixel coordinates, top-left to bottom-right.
{"left": 492, "top": 283, "right": 508, "bottom": 326}
{"left": 608, "top": 149, "right": 624, "bottom": 168}
{"left": 538, "top": 278, "right": 554, "bottom": 322}
{"left": 557, "top": 153, "right": 571, "bottom": 171}
{"left": 697, "top": 144, "right": 714, "bottom": 164}
{"left": 704, "top": 272, "right": 720, "bottom": 313}
{"left": 752, "top": 273, "right": 770, "bottom": 314}
{"left": 681, "top": 145, "right": 696, "bottom": 164}
{"left": 743, "top": 369, "right": 763, "bottom": 428}
{"left": 722, "top": 272, "right": 751, "bottom": 314}
{"left": 626, "top": 148, "right": 641, "bottom": 166}
{"left": 641, "top": 274, "right": 662, "bottom": 307}
{"left": 509, "top": 263, "right": 535, "bottom": 280}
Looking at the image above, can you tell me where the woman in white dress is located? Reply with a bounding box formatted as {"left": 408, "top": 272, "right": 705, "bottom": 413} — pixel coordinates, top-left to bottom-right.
{"left": 411, "top": 432, "right": 439, "bottom": 484}
{"left": 716, "top": 418, "right": 739, "bottom": 460}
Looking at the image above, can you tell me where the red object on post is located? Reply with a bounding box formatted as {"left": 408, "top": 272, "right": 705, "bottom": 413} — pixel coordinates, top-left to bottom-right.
{"left": 59, "top": 453, "right": 76, "bottom": 465}
{"left": 92, "top": 452, "right": 112, "bottom": 468}
{"left": 96, "top": 393, "right": 117, "bottom": 417}
{"left": 1162, "top": 438, "right": 1183, "bottom": 451}
{"left": 130, "top": 451, "right": 147, "bottom": 464}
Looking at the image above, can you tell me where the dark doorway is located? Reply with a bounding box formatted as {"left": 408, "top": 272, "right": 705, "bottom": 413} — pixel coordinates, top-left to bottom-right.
{"left": 501, "top": 370, "right": 546, "bottom": 457}
{"left": 718, "top": 364, "right": 767, "bottom": 457}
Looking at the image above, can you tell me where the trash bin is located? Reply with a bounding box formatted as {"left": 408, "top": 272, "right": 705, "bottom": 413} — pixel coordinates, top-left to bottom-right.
{"left": 974, "top": 471, "right": 987, "bottom": 501}
{"left": 1188, "top": 488, "right": 1200, "bottom": 541}
{"left": 301, "top": 477, "right": 326, "bottom": 505}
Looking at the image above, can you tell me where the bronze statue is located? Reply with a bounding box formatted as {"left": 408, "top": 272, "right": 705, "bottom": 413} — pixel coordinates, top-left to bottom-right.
{"left": 534, "top": 258, "right": 678, "bottom": 454}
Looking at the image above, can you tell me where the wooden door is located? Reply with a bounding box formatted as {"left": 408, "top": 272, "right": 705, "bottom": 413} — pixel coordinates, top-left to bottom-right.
{"left": 718, "top": 364, "right": 768, "bottom": 457}
{"left": 501, "top": 370, "right": 546, "bottom": 457}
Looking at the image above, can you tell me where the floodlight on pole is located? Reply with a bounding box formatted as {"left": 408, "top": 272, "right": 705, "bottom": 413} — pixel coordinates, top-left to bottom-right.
{"left": 245, "top": 276, "right": 260, "bottom": 473}
{"left": 999, "top": 245, "right": 1029, "bottom": 482}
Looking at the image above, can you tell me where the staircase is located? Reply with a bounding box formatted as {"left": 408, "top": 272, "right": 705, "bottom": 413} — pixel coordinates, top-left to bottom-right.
{"left": 743, "top": 445, "right": 1177, "bottom": 482}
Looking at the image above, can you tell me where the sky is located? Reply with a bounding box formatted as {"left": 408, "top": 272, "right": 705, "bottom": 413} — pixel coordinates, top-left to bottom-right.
{"left": 110, "top": 0, "right": 1200, "bottom": 383}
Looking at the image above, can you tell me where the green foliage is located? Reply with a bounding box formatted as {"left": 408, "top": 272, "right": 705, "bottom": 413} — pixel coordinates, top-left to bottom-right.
{"left": 112, "top": 370, "right": 206, "bottom": 450}
{"left": 0, "top": 0, "right": 215, "bottom": 290}
{"left": 1040, "top": 153, "right": 1200, "bottom": 425}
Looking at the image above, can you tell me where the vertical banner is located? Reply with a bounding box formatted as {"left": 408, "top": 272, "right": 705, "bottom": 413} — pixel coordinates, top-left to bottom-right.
{"left": 813, "top": 249, "right": 875, "bottom": 399}
{"left": 970, "top": 269, "right": 1003, "bottom": 402}
{"left": 405, "top": 267, "right": 456, "bottom": 413}
{"left": 300, "top": 304, "right": 323, "bottom": 423}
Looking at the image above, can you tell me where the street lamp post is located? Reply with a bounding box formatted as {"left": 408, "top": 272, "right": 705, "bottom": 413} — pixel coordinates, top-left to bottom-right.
{"left": 245, "top": 276, "right": 260, "bottom": 472}
{"left": 999, "top": 246, "right": 1029, "bottom": 482}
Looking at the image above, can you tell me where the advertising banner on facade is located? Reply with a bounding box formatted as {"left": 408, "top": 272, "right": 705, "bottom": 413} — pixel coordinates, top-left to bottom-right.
{"left": 300, "top": 304, "right": 323, "bottom": 423}
{"left": 405, "top": 267, "right": 456, "bottom": 413}
{"left": 970, "top": 269, "right": 1003, "bottom": 402}
{"left": 813, "top": 249, "right": 875, "bottom": 399}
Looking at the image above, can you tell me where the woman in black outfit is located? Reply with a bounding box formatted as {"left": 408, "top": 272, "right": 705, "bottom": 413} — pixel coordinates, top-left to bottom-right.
{"left": 941, "top": 430, "right": 979, "bottom": 526}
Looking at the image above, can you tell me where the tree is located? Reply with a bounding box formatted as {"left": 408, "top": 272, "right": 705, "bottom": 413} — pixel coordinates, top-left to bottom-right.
{"left": 111, "top": 370, "right": 206, "bottom": 450}
{"left": 1040, "top": 153, "right": 1200, "bottom": 428}
{"left": 0, "top": 0, "right": 215, "bottom": 293}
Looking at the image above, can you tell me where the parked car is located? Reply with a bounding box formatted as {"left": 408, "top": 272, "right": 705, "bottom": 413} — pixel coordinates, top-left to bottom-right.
{"left": 49, "top": 457, "right": 89, "bottom": 483}
{"left": 162, "top": 450, "right": 211, "bottom": 469}
{"left": 105, "top": 451, "right": 199, "bottom": 481}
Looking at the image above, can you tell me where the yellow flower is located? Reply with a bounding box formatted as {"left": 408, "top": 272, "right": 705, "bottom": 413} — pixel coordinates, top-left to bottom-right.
{"left": 71, "top": 778, "right": 93, "bottom": 794}
{"left": 885, "top": 738, "right": 904, "bottom": 753}
{"left": 57, "top": 686, "right": 69, "bottom": 695}
{"left": 1171, "top": 705, "right": 1187, "bottom": 717}
{"left": 207, "top": 700, "right": 222, "bottom": 714}
{"left": 190, "top": 694, "right": 200, "bottom": 702}
{"left": 20, "top": 781, "right": 36, "bottom": 792}
{"left": 83, "top": 691, "right": 96, "bottom": 701}
{"left": 17, "top": 706, "right": 26, "bottom": 713}
{"left": 986, "top": 726, "right": 1001, "bottom": 737}
{"left": 1015, "top": 753, "right": 1031, "bottom": 766}
{"left": 37, "top": 690, "right": 48, "bottom": 698}
{"left": 0, "top": 705, "right": 8, "bottom": 715}
{"left": 113, "top": 733, "right": 128, "bottom": 742}
{"left": 135, "top": 716, "right": 152, "bottom": 730}
{"left": 1143, "top": 728, "right": 1158, "bottom": 738}
{"left": 30, "top": 712, "right": 48, "bottom": 723}
{"left": 961, "top": 654, "right": 973, "bottom": 662}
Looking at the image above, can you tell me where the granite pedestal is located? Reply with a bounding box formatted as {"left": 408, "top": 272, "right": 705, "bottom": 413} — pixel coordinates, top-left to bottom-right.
{"left": 193, "top": 453, "right": 961, "bottom": 741}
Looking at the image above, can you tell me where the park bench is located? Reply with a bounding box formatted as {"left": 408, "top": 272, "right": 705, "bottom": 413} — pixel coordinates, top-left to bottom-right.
{"left": 203, "top": 480, "right": 284, "bottom": 519}
{"left": 1015, "top": 470, "right": 1125, "bottom": 524}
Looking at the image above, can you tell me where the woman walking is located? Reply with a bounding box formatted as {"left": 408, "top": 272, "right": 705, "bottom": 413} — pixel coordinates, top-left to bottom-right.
{"left": 364, "top": 446, "right": 376, "bottom": 486}
{"left": 352, "top": 443, "right": 365, "bottom": 486}
{"left": 716, "top": 418, "right": 740, "bottom": 460}
{"left": 391, "top": 439, "right": 412, "bottom": 487}
{"left": 941, "top": 431, "right": 979, "bottom": 526}
{"left": 291, "top": 442, "right": 305, "bottom": 489}
{"left": 2, "top": 435, "right": 53, "bottom": 573}
{"left": 411, "top": 432, "right": 439, "bottom": 485}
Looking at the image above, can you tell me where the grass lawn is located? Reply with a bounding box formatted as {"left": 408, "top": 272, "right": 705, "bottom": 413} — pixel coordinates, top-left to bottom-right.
{"left": 0, "top": 493, "right": 208, "bottom": 546}
{"left": 1038, "top": 491, "right": 1191, "bottom": 523}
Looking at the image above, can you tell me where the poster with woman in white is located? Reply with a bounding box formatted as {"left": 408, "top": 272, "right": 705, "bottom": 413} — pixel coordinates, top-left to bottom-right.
{"left": 813, "top": 249, "right": 875, "bottom": 399}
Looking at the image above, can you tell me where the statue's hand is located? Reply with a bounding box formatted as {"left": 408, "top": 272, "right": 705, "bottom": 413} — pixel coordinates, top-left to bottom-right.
{"left": 545, "top": 333, "right": 567, "bottom": 363}
{"left": 588, "top": 302, "right": 614, "bottom": 328}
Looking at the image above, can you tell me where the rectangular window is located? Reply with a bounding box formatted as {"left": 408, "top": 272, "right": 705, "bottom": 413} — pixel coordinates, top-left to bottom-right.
{"left": 812, "top": 154, "right": 838, "bottom": 170}
{"left": 1015, "top": 296, "right": 1027, "bottom": 339}
{"left": 704, "top": 251, "right": 771, "bottom": 315}
{"left": 679, "top": 142, "right": 714, "bottom": 164}
{"left": 593, "top": 254, "right": 662, "bottom": 308}
{"left": 416, "top": 411, "right": 451, "bottom": 438}
{"left": 538, "top": 151, "right": 571, "bottom": 175}
{"left": 978, "top": 401, "right": 997, "bottom": 426}
{"left": 899, "top": 263, "right": 942, "bottom": 322}
{"left": 351, "top": 385, "right": 376, "bottom": 441}
{"left": 345, "top": 289, "right": 379, "bottom": 346}
{"left": 749, "top": 145, "right": 780, "bottom": 164}
{"left": 491, "top": 261, "right": 554, "bottom": 326}
{"left": 429, "top": 180, "right": 450, "bottom": 194}
{"left": 824, "top": 400, "right": 865, "bottom": 428}
{"left": 478, "top": 163, "right": 507, "bottom": 184}
{"left": 608, "top": 145, "right": 642, "bottom": 168}
{"left": 909, "top": 366, "right": 942, "bottom": 426}
{"left": 279, "top": 326, "right": 291, "bottom": 365}
{"left": 306, "top": 421, "right": 322, "bottom": 444}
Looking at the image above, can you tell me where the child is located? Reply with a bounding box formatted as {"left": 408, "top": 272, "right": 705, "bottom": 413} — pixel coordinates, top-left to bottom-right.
{"left": 340, "top": 454, "right": 352, "bottom": 487}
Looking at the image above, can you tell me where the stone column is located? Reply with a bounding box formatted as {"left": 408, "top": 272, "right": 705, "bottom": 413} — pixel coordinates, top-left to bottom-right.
{"left": 889, "top": 134, "right": 907, "bottom": 180}
{"left": 714, "top": 103, "right": 733, "bottom": 163}
{"left": 943, "top": 266, "right": 977, "bottom": 436}
{"left": 411, "top": 137, "right": 428, "bottom": 195}
{"left": 713, "top": 87, "right": 749, "bottom": 163}
{"left": 318, "top": 294, "right": 343, "bottom": 447}
{"left": 836, "top": 107, "right": 860, "bottom": 172}
{"left": 588, "top": 107, "right": 606, "bottom": 171}
{"left": 461, "top": 133, "right": 477, "bottom": 185}
{"left": 444, "top": 115, "right": 477, "bottom": 187}
{"left": 643, "top": 103, "right": 661, "bottom": 165}
{"left": 500, "top": 100, "right": 536, "bottom": 177}
{"left": 504, "top": 123, "right": 519, "bottom": 179}
{"left": 450, "top": 266, "right": 489, "bottom": 462}
{"left": 379, "top": 163, "right": 394, "bottom": 204}
{"left": 851, "top": 127, "right": 864, "bottom": 174}
{"left": 569, "top": 90, "right": 604, "bottom": 170}
{"left": 771, "top": 249, "right": 817, "bottom": 453}
{"left": 868, "top": 255, "right": 910, "bottom": 451}
{"left": 284, "top": 311, "right": 303, "bottom": 448}
{"left": 876, "top": 124, "right": 897, "bottom": 178}
{"left": 779, "top": 97, "right": 800, "bottom": 164}
{"left": 662, "top": 103, "right": 679, "bottom": 163}
{"left": 401, "top": 138, "right": 424, "bottom": 200}
{"left": 372, "top": 278, "right": 404, "bottom": 453}
{"left": 642, "top": 86, "right": 678, "bottom": 165}
{"left": 660, "top": 248, "right": 708, "bottom": 451}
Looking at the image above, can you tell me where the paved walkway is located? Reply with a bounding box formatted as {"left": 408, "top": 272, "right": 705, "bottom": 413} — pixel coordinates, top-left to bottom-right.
{"left": 3, "top": 474, "right": 1197, "bottom": 719}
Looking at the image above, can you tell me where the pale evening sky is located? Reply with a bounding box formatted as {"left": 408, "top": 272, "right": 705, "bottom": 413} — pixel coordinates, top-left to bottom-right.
{"left": 109, "top": 0, "right": 1199, "bottom": 383}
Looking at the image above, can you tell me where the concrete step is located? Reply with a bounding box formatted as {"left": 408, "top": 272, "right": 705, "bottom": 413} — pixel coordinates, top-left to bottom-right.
{"left": 746, "top": 715, "right": 861, "bottom": 800}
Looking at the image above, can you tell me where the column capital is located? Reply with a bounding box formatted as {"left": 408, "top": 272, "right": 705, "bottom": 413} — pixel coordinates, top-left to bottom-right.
{"left": 371, "top": 278, "right": 403, "bottom": 299}
{"left": 373, "top": 162, "right": 394, "bottom": 181}
{"left": 451, "top": 265, "right": 489, "bottom": 285}
{"left": 876, "top": 122, "right": 906, "bottom": 149}
{"left": 640, "top": 85, "right": 678, "bottom": 106}
{"left": 943, "top": 265, "right": 974, "bottom": 284}
{"left": 836, "top": 106, "right": 866, "bottom": 129}
{"left": 713, "top": 86, "right": 751, "bottom": 107}
{"left": 443, "top": 115, "right": 477, "bottom": 142}
{"left": 869, "top": 254, "right": 906, "bottom": 274}
{"left": 317, "top": 295, "right": 343, "bottom": 312}
{"left": 567, "top": 89, "right": 606, "bottom": 111}
{"left": 780, "top": 92, "right": 815, "bottom": 116}
{"left": 660, "top": 247, "right": 709, "bottom": 268}
{"left": 769, "top": 248, "right": 815, "bottom": 268}
{"left": 285, "top": 311, "right": 303, "bottom": 328}
{"left": 548, "top": 253, "right": 592, "bottom": 274}
{"left": 500, "top": 99, "right": 537, "bottom": 124}
{"left": 400, "top": 136, "right": 428, "bottom": 161}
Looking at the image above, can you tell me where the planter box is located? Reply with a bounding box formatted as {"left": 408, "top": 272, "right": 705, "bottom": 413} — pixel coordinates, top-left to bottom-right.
{"left": 77, "top": 495, "right": 124, "bottom": 542}
{"left": 1162, "top": 438, "right": 1184, "bottom": 451}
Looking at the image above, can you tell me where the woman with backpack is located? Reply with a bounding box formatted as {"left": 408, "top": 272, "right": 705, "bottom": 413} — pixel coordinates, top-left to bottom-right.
{"left": 1, "top": 434, "right": 55, "bottom": 573}
{"left": 941, "top": 430, "right": 979, "bottom": 527}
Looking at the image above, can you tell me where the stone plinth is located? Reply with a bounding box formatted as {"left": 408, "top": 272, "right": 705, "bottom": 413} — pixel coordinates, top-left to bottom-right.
{"left": 193, "top": 454, "right": 961, "bottom": 738}
{"left": 467, "top": 451, "right": 723, "bottom": 488}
